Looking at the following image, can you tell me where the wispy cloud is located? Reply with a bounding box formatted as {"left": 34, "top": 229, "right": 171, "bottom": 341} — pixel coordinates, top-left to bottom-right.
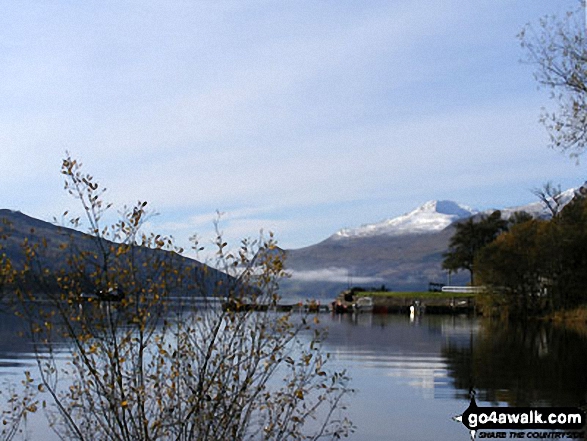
{"left": 0, "top": 0, "right": 583, "bottom": 251}
{"left": 290, "top": 267, "right": 384, "bottom": 285}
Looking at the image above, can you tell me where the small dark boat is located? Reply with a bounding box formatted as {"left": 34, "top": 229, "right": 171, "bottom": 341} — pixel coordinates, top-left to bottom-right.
{"left": 80, "top": 286, "right": 125, "bottom": 302}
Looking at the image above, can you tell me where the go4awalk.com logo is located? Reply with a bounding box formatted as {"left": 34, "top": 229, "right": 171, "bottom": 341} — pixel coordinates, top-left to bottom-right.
{"left": 453, "top": 396, "right": 586, "bottom": 440}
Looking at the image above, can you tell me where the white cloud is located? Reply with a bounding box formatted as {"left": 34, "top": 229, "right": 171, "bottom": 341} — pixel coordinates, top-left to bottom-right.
{"left": 0, "top": 0, "right": 583, "bottom": 251}
{"left": 290, "top": 267, "right": 384, "bottom": 285}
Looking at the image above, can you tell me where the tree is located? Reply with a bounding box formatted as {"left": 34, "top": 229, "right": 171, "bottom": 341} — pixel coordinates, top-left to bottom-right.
{"left": 532, "top": 182, "right": 565, "bottom": 217}
{"left": 475, "top": 193, "right": 587, "bottom": 315}
{"left": 442, "top": 211, "right": 508, "bottom": 284}
{"left": 2, "top": 154, "right": 353, "bottom": 441}
{"left": 0, "top": 218, "right": 15, "bottom": 305}
{"left": 508, "top": 211, "right": 534, "bottom": 226}
{"left": 547, "top": 191, "right": 587, "bottom": 309}
{"left": 519, "top": 1, "right": 587, "bottom": 159}
{"left": 476, "top": 219, "right": 547, "bottom": 316}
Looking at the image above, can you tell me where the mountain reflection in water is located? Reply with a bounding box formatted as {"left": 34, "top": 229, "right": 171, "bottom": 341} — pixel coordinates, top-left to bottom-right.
{"left": 317, "top": 314, "right": 587, "bottom": 440}
{"left": 1, "top": 308, "right": 586, "bottom": 441}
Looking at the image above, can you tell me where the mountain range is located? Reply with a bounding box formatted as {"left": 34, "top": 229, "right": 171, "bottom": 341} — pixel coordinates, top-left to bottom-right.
{"left": 1, "top": 186, "right": 582, "bottom": 301}
{"left": 280, "top": 188, "right": 581, "bottom": 299}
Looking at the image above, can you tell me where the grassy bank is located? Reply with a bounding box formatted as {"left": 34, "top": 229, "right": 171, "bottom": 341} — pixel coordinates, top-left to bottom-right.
{"left": 355, "top": 291, "right": 477, "bottom": 299}
{"left": 548, "top": 306, "right": 587, "bottom": 337}
{"left": 549, "top": 305, "right": 587, "bottom": 322}
{"left": 342, "top": 290, "right": 478, "bottom": 314}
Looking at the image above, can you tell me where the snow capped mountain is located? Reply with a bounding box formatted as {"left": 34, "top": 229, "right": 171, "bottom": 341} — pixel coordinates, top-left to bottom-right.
{"left": 333, "top": 200, "right": 477, "bottom": 239}
{"left": 494, "top": 187, "right": 579, "bottom": 219}
{"left": 329, "top": 184, "right": 587, "bottom": 242}
{"left": 284, "top": 183, "right": 587, "bottom": 295}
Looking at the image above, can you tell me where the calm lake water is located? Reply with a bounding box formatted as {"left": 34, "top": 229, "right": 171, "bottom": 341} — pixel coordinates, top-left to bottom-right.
{"left": 1, "top": 309, "right": 586, "bottom": 440}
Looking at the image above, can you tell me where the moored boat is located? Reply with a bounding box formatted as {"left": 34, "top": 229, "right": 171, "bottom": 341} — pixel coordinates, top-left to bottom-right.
{"left": 353, "top": 296, "right": 374, "bottom": 313}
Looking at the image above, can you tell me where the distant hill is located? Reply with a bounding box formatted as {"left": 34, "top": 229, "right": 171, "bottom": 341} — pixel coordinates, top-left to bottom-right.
{"left": 281, "top": 202, "right": 470, "bottom": 299}
{"left": 333, "top": 200, "right": 476, "bottom": 239}
{"left": 281, "top": 190, "right": 582, "bottom": 300}
{"left": 2, "top": 185, "right": 583, "bottom": 302}
{"left": 0, "top": 209, "right": 232, "bottom": 297}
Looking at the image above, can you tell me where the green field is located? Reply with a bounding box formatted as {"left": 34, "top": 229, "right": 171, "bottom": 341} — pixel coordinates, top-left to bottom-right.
{"left": 356, "top": 291, "right": 477, "bottom": 299}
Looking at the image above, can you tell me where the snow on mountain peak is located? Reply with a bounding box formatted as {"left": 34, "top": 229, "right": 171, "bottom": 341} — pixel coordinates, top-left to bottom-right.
{"left": 334, "top": 200, "right": 477, "bottom": 239}
{"left": 329, "top": 184, "right": 587, "bottom": 241}
{"left": 495, "top": 187, "right": 579, "bottom": 219}
{"left": 416, "top": 200, "right": 475, "bottom": 218}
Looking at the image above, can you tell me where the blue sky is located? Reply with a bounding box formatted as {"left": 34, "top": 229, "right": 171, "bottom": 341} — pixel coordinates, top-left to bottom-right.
{"left": 0, "top": 0, "right": 585, "bottom": 254}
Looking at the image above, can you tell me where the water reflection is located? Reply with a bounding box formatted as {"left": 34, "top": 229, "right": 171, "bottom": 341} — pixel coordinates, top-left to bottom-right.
{"left": 0, "top": 308, "right": 37, "bottom": 373}
{"left": 318, "top": 314, "right": 587, "bottom": 440}
{"left": 317, "top": 314, "right": 478, "bottom": 440}
{"left": 322, "top": 314, "right": 480, "bottom": 400}
{"left": 1, "top": 308, "right": 586, "bottom": 440}
{"left": 321, "top": 314, "right": 587, "bottom": 407}
{"left": 443, "top": 319, "right": 587, "bottom": 407}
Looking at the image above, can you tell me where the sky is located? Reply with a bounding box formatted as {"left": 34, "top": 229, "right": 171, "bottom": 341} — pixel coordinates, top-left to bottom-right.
{"left": 1, "top": 0, "right": 585, "bottom": 256}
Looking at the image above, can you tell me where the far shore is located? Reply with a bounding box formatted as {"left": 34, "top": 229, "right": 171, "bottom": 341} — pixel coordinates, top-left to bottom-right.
{"left": 338, "top": 290, "right": 477, "bottom": 314}
{"left": 351, "top": 291, "right": 587, "bottom": 324}
{"left": 355, "top": 291, "right": 476, "bottom": 299}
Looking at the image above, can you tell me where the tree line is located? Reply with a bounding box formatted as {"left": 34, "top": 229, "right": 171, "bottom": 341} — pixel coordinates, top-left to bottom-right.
{"left": 442, "top": 0, "right": 587, "bottom": 317}
{"left": 443, "top": 188, "right": 587, "bottom": 316}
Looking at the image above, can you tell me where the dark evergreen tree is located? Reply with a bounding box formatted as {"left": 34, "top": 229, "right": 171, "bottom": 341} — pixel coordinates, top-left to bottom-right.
{"left": 442, "top": 211, "right": 508, "bottom": 284}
